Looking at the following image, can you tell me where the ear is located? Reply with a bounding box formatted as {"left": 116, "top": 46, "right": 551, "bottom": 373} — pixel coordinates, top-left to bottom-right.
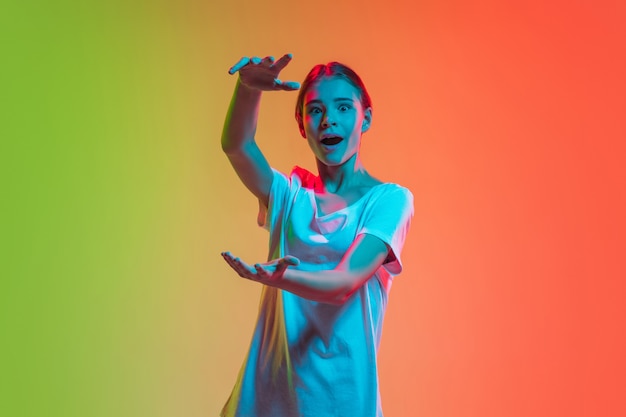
{"left": 361, "top": 107, "right": 372, "bottom": 133}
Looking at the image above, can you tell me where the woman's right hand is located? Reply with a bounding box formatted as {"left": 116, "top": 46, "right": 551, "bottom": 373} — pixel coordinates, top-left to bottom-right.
{"left": 228, "top": 53, "right": 301, "bottom": 91}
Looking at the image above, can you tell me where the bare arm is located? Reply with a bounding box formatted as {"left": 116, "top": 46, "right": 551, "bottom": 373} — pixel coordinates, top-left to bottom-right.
{"left": 221, "top": 54, "right": 300, "bottom": 207}
{"left": 279, "top": 233, "right": 389, "bottom": 304}
{"left": 221, "top": 79, "right": 272, "bottom": 207}
{"left": 222, "top": 233, "right": 390, "bottom": 305}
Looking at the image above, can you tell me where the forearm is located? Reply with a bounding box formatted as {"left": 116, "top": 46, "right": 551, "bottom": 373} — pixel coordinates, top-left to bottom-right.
{"left": 221, "top": 79, "right": 262, "bottom": 153}
{"left": 272, "top": 235, "right": 389, "bottom": 305}
{"left": 279, "top": 267, "right": 366, "bottom": 305}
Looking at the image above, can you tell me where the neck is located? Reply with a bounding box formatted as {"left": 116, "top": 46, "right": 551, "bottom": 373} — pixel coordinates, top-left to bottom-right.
{"left": 316, "top": 154, "right": 368, "bottom": 193}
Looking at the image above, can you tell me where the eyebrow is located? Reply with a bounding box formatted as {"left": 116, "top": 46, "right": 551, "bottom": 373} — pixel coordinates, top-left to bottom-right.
{"left": 305, "top": 98, "right": 354, "bottom": 106}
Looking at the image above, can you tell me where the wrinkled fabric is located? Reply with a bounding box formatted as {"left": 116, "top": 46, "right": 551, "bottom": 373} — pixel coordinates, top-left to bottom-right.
{"left": 221, "top": 166, "right": 414, "bottom": 417}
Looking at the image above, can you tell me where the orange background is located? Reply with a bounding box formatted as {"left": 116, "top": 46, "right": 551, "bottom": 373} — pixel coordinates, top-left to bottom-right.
{"left": 2, "top": 0, "right": 624, "bottom": 416}
{"left": 208, "top": 1, "right": 625, "bottom": 416}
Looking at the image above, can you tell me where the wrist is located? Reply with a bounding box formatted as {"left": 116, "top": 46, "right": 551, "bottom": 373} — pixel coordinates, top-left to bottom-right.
{"left": 236, "top": 78, "right": 263, "bottom": 96}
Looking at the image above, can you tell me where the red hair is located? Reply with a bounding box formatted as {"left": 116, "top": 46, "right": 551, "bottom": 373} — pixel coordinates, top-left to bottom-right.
{"left": 295, "top": 62, "right": 373, "bottom": 135}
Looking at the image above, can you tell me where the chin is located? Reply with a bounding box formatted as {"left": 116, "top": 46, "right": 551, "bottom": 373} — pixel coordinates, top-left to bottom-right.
{"left": 321, "top": 157, "right": 349, "bottom": 167}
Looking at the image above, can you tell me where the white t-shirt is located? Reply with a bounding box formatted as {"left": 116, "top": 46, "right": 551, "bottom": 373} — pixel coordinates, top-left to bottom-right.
{"left": 221, "top": 166, "right": 414, "bottom": 417}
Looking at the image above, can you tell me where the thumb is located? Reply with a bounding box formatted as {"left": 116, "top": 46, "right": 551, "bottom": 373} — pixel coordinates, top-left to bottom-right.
{"left": 282, "top": 255, "right": 300, "bottom": 267}
{"left": 274, "top": 79, "right": 301, "bottom": 91}
{"left": 282, "top": 81, "right": 301, "bottom": 91}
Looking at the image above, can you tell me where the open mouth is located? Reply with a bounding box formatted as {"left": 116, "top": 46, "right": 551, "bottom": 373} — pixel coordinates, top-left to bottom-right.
{"left": 321, "top": 136, "right": 343, "bottom": 146}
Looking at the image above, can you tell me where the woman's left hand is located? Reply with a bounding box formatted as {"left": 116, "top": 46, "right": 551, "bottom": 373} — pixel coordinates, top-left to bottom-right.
{"left": 221, "top": 252, "right": 300, "bottom": 286}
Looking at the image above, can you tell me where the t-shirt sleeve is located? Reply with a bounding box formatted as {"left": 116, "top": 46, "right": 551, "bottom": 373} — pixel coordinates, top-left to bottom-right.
{"left": 257, "top": 168, "right": 291, "bottom": 231}
{"left": 359, "top": 186, "right": 414, "bottom": 275}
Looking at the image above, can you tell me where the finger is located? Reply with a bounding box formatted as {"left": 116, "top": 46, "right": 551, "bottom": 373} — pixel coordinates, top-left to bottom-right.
{"left": 228, "top": 57, "right": 250, "bottom": 75}
{"left": 261, "top": 56, "right": 275, "bottom": 67}
{"left": 271, "top": 53, "right": 293, "bottom": 72}
{"left": 274, "top": 257, "right": 297, "bottom": 276}
{"left": 222, "top": 252, "right": 253, "bottom": 277}
{"left": 280, "top": 255, "right": 300, "bottom": 267}
{"left": 221, "top": 251, "right": 239, "bottom": 264}
{"left": 250, "top": 56, "right": 262, "bottom": 65}
{"left": 274, "top": 79, "right": 301, "bottom": 91}
{"left": 274, "top": 258, "right": 296, "bottom": 278}
{"left": 221, "top": 253, "right": 241, "bottom": 273}
{"left": 254, "top": 264, "right": 269, "bottom": 279}
{"left": 232, "top": 256, "right": 253, "bottom": 272}
{"left": 221, "top": 252, "right": 242, "bottom": 272}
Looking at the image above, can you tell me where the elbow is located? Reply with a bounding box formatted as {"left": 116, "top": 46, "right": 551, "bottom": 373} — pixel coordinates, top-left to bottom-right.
{"left": 221, "top": 136, "right": 253, "bottom": 156}
{"left": 221, "top": 142, "right": 245, "bottom": 159}
{"left": 324, "top": 285, "right": 359, "bottom": 306}
{"left": 287, "top": 270, "right": 370, "bottom": 306}
{"left": 221, "top": 136, "right": 237, "bottom": 154}
{"left": 327, "top": 273, "right": 373, "bottom": 305}
{"left": 306, "top": 288, "right": 350, "bottom": 306}
{"left": 220, "top": 128, "right": 241, "bottom": 154}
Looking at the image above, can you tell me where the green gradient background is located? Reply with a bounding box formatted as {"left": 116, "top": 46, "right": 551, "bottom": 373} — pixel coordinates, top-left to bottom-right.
{"left": 2, "top": 1, "right": 625, "bottom": 416}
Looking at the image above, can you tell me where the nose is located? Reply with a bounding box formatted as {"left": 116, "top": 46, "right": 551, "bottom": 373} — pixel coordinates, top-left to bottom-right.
{"left": 321, "top": 111, "right": 336, "bottom": 128}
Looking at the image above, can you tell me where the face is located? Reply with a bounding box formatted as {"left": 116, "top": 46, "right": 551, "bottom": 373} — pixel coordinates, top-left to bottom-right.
{"left": 301, "top": 77, "right": 372, "bottom": 167}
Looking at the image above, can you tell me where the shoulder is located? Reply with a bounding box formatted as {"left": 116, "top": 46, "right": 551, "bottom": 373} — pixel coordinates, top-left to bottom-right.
{"left": 362, "top": 173, "right": 411, "bottom": 196}
{"left": 269, "top": 166, "right": 312, "bottom": 193}
{"left": 368, "top": 182, "right": 414, "bottom": 214}
{"left": 289, "top": 165, "right": 319, "bottom": 189}
{"left": 373, "top": 180, "right": 413, "bottom": 200}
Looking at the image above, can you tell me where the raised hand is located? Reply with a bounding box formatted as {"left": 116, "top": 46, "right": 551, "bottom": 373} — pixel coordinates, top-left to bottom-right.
{"left": 228, "top": 53, "right": 301, "bottom": 91}
{"left": 221, "top": 251, "right": 300, "bottom": 286}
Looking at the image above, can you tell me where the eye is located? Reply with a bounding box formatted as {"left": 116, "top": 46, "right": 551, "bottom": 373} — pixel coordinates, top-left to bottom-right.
{"left": 338, "top": 104, "right": 351, "bottom": 112}
{"left": 307, "top": 106, "right": 322, "bottom": 114}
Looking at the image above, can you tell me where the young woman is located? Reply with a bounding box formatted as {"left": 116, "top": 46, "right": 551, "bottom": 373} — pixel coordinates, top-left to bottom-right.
{"left": 220, "top": 53, "right": 414, "bottom": 417}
